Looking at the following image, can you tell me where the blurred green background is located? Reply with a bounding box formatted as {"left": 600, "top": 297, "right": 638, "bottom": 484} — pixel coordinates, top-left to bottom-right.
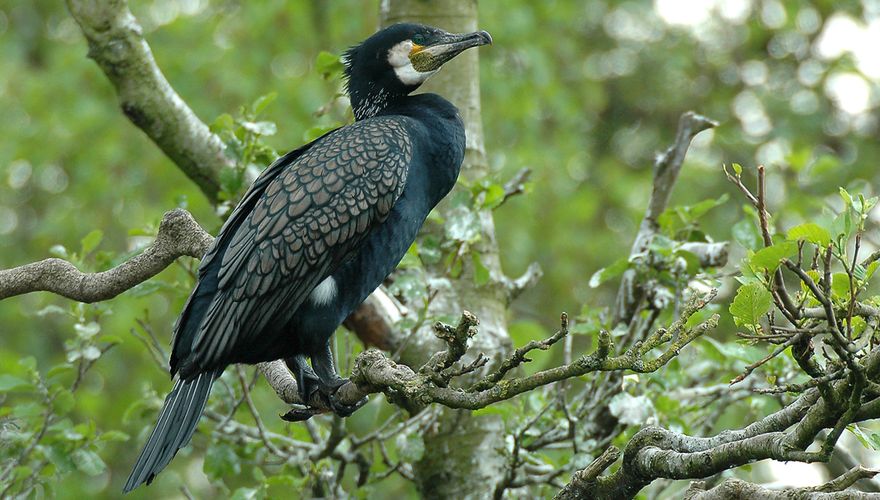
{"left": 2, "top": 0, "right": 879, "bottom": 497}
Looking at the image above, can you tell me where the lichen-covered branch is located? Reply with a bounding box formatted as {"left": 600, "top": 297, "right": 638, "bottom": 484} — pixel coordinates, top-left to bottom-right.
{"left": 0, "top": 209, "right": 211, "bottom": 302}
{"left": 684, "top": 466, "right": 880, "bottom": 500}
{"left": 559, "top": 351, "right": 880, "bottom": 499}
{"left": 253, "top": 295, "right": 716, "bottom": 419}
{"left": 65, "top": 0, "right": 231, "bottom": 202}
{"left": 329, "top": 296, "right": 718, "bottom": 413}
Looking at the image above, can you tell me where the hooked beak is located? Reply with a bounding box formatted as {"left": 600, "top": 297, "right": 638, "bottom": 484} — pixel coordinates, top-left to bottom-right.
{"left": 410, "top": 30, "right": 493, "bottom": 72}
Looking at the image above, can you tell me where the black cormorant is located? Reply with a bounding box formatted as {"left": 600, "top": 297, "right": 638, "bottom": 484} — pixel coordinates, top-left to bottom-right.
{"left": 123, "top": 23, "right": 492, "bottom": 492}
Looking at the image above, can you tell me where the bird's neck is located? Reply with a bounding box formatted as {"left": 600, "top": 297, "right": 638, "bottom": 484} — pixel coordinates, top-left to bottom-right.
{"left": 349, "top": 87, "right": 405, "bottom": 121}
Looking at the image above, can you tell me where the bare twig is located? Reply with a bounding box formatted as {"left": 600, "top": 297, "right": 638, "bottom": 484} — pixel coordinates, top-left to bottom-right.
{"left": 470, "top": 312, "right": 569, "bottom": 392}
{"left": 497, "top": 167, "right": 532, "bottom": 208}
{"left": 555, "top": 446, "right": 621, "bottom": 500}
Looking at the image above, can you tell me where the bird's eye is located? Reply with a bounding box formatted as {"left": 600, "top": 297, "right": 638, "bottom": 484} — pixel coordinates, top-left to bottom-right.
{"left": 412, "top": 34, "right": 427, "bottom": 45}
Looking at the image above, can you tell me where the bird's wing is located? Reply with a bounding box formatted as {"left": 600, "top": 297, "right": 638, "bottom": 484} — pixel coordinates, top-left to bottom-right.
{"left": 190, "top": 117, "right": 412, "bottom": 369}
{"left": 169, "top": 129, "right": 340, "bottom": 376}
{"left": 199, "top": 130, "right": 338, "bottom": 276}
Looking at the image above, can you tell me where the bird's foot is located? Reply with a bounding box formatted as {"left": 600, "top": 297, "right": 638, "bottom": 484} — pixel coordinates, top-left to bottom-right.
{"left": 280, "top": 378, "right": 366, "bottom": 422}
{"left": 327, "top": 384, "right": 368, "bottom": 418}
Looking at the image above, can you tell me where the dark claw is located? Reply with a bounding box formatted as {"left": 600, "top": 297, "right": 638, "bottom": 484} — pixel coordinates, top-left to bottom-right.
{"left": 320, "top": 377, "right": 367, "bottom": 417}
{"left": 281, "top": 406, "right": 323, "bottom": 422}
{"left": 283, "top": 378, "right": 366, "bottom": 421}
{"left": 328, "top": 392, "right": 368, "bottom": 417}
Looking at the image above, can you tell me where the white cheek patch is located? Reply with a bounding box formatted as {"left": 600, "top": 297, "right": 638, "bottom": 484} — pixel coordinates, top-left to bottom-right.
{"left": 309, "top": 276, "right": 338, "bottom": 306}
{"left": 387, "top": 40, "right": 437, "bottom": 86}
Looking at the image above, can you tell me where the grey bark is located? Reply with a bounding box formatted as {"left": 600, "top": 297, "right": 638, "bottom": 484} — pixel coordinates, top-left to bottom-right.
{"left": 0, "top": 209, "right": 211, "bottom": 302}
{"left": 65, "top": 0, "right": 232, "bottom": 202}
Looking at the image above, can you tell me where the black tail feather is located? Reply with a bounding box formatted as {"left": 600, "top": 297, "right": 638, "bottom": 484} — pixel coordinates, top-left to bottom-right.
{"left": 123, "top": 369, "right": 221, "bottom": 493}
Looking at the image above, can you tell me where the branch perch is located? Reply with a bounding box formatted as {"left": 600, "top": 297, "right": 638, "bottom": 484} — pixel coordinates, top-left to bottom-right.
{"left": 0, "top": 209, "right": 211, "bottom": 302}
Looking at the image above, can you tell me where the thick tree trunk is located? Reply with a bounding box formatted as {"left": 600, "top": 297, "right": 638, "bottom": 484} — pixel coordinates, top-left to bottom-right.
{"left": 381, "top": 2, "right": 512, "bottom": 498}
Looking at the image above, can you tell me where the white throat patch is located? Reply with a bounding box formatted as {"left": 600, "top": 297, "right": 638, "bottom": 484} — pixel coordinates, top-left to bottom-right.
{"left": 387, "top": 40, "right": 437, "bottom": 86}
{"left": 309, "top": 276, "right": 338, "bottom": 306}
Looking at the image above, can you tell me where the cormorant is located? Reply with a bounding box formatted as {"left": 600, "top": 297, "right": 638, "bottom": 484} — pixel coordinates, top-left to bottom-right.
{"left": 123, "top": 23, "right": 492, "bottom": 492}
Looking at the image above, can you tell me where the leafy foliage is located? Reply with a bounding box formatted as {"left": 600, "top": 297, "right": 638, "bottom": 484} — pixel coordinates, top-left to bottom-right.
{"left": 3, "top": 0, "right": 880, "bottom": 498}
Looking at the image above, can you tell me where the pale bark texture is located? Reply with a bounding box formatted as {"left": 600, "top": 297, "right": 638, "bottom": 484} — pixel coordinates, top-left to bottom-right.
{"left": 64, "top": 0, "right": 232, "bottom": 202}
{"left": 381, "top": 1, "right": 513, "bottom": 498}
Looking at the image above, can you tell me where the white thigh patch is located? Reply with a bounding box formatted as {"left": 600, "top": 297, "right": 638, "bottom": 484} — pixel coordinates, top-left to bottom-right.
{"left": 309, "top": 276, "right": 338, "bottom": 306}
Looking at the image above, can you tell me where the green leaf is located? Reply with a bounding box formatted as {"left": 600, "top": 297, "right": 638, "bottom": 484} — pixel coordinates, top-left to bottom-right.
{"left": 219, "top": 166, "right": 244, "bottom": 197}
{"left": 316, "top": 50, "right": 343, "bottom": 78}
{"left": 732, "top": 162, "right": 743, "bottom": 175}
{"left": 839, "top": 187, "right": 853, "bottom": 208}
{"left": 673, "top": 249, "right": 701, "bottom": 275}
{"left": 72, "top": 449, "right": 106, "bottom": 476}
{"left": 80, "top": 229, "right": 103, "bottom": 255}
{"left": 786, "top": 223, "right": 831, "bottom": 247}
{"left": 589, "top": 258, "right": 629, "bottom": 288}
{"left": 49, "top": 244, "right": 68, "bottom": 258}
{"left": 45, "top": 445, "right": 76, "bottom": 473}
{"left": 74, "top": 321, "right": 100, "bottom": 339}
{"left": 252, "top": 92, "right": 277, "bottom": 114}
{"left": 866, "top": 261, "right": 880, "bottom": 281}
{"left": 398, "top": 243, "right": 421, "bottom": 269}
{"left": 210, "top": 113, "right": 235, "bottom": 133}
{"left": 732, "top": 219, "right": 761, "bottom": 251}
{"left": 729, "top": 282, "right": 772, "bottom": 327}
{"left": 831, "top": 273, "right": 851, "bottom": 299}
{"left": 98, "top": 430, "right": 130, "bottom": 442}
{"left": 419, "top": 236, "right": 442, "bottom": 265}
{"left": 472, "top": 253, "right": 490, "bottom": 286}
{"left": 870, "top": 433, "right": 880, "bottom": 451}
{"left": 449, "top": 254, "right": 463, "bottom": 278}
{"left": 266, "top": 474, "right": 306, "bottom": 488}
{"left": 851, "top": 316, "right": 867, "bottom": 338}
{"left": 12, "top": 466, "right": 33, "bottom": 482}
{"left": 46, "top": 364, "right": 74, "bottom": 380}
{"left": 231, "top": 488, "right": 261, "bottom": 500}
{"left": 303, "top": 124, "right": 340, "bottom": 142}
{"left": 0, "top": 374, "right": 31, "bottom": 392}
{"left": 53, "top": 390, "right": 75, "bottom": 415}
{"left": 480, "top": 184, "right": 506, "bottom": 210}
{"left": 19, "top": 356, "right": 37, "bottom": 373}
{"left": 848, "top": 424, "right": 875, "bottom": 449}
{"left": 688, "top": 194, "right": 729, "bottom": 219}
{"left": 832, "top": 210, "right": 854, "bottom": 241}
{"left": 204, "top": 442, "right": 241, "bottom": 479}
{"left": 127, "top": 280, "right": 173, "bottom": 298}
{"left": 749, "top": 241, "right": 797, "bottom": 271}
{"left": 241, "top": 120, "right": 277, "bottom": 136}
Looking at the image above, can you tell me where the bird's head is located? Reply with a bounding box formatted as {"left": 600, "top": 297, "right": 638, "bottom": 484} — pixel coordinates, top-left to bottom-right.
{"left": 343, "top": 23, "right": 492, "bottom": 119}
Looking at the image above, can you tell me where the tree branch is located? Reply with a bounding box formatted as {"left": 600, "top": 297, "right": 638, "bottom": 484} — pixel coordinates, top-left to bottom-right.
{"left": 65, "top": 0, "right": 231, "bottom": 202}
{"left": 0, "top": 209, "right": 211, "bottom": 302}
{"left": 336, "top": 295, "right": 718, "bottom": 413}
{"left": 684, "top": 468, "right": 880, "bottom": 500}
{"left": 560, "top": 368, "right": 880, "bottom": 499}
